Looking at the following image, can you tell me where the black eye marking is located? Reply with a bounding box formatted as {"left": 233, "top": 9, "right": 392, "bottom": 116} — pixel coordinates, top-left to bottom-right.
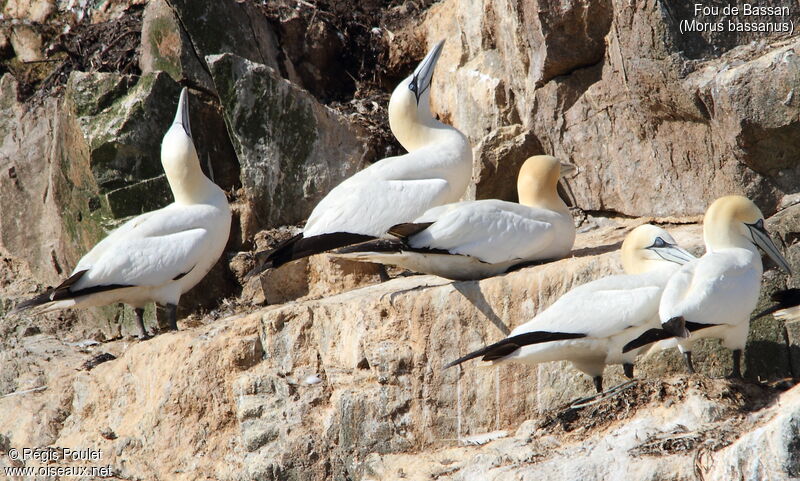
{"left": 408, "top": 80, "right": 417, "bottom": 92}
{"left": 650, "top": 237, "right": 667, "bottom": 248}
{"left": 746, "top": 219, "right": 766, "bottom": 232}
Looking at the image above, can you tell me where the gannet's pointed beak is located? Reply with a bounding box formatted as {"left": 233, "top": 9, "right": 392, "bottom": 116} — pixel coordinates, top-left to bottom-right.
{"left": 748, "top": 221, "right": 792, "bottom": 274}
{"left": 173, "top": 87, "right": 192, "bottom": 139}
{"left": 559, "top": 161, "right": 578, "bottom": 177}
{"left": 652, "top": 243, "right": 696, "bottom": 265}
{"left": 410, "top": 40, "right": 445, "bottom": 104}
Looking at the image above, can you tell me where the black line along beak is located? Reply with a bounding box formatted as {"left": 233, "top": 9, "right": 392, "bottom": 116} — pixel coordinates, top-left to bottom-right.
{"left": 747, "top": 220, "right": 792, "bottom": 275}
{"left": 559, "top": 162, "right": 578, "bottom": 177}
{"left": 409, "top": 39, "right": 445, "bottom": 104}
{"left": 173, "top": 87, "right": 192, "bottom": 139}
{"left": 648, "top": 238, "right": 696, "bottom": 265}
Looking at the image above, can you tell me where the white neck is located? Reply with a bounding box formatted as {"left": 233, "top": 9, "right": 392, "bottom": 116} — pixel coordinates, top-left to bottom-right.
{"left": 165, "top": 163, "right": 217, "bottom": 205}
{"left": 161, "top": 127, "right": 219, "bottom": 205}
{"left": 704, "top": 223, "right": 756, "bottom": 253}
{"left": 519, "top": 187, "right": 569, "bottom": 215}
{"left": 388, "top": 83, "right": 464, "bottom": 152}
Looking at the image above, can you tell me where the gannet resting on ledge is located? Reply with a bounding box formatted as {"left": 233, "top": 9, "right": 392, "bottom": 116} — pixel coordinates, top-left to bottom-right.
{"left": 445, "top": 225, "right": 695, "bottom": 393}
{"left": 333, "top": 155, "right": 577, "bottom": 280}
{"left": 249, "top": 40, "right": 472, "bottom": 274}
{"left": 13, "top": 88, "right": 232, "bottom": 339}
{"left": 624, "top": 196, "right": 792, "bottom": 378}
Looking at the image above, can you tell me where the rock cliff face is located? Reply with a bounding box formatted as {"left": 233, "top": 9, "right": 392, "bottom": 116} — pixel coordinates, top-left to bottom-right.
{"left": 415, "top": 0, "right": 800, "bottom": 215}
{"left": 0, "top": 0, "right": 798, "bottom": 480}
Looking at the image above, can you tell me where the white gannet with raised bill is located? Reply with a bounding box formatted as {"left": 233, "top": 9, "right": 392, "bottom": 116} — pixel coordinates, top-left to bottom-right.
{"left": 445, "top": 224, "right": 695, "bottom": 393}
{"left": 333, "top": 155, "right": 577, "bottom": 280}
{"left": 250, "top": 40, "right": 472, "bottom": 272}
{"left": 624, "top": 195, "right": 792, "bottom": 377}
{"left": 13, "top": 88, "right": 232, "bottom": 338}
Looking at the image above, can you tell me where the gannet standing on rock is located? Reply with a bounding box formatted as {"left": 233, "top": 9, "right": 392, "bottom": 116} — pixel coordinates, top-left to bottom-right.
{"left": 445, "top": 224, "right": 695, "bottom": 393}
{"left": 334, "top": 156, "right": 577, "bottom": 280}
{"left": 624, "top": 196, "right": 792, "bottom": 378}
{"left": 250, "top": 40, "right": 472, "bottom": 273}
{"left": 13, "top": 88, "right": 232, "bottom": 338}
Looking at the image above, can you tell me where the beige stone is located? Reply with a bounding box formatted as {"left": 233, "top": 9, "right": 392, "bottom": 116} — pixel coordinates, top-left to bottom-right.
{"left": 3, "top": 0, "right": 54, "bottom": 22}
{"left": 2, "top": 218, "right": 800, "bottom": 480}
{"left": 410, "top": 0, "right": 800, "bottom": 217}
{"left": 9, "top": 26, "right": 42, "bottom": 62}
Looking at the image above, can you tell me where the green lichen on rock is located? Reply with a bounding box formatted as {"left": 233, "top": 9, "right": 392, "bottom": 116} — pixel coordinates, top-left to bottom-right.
{"left": 56, "top": 69, "right": 183, "bottom": 269}
{"left": 140, "top": 0, "right": 215, "bottom": 92}
{"left": 167, "top": 0, "right": 278, "bottom": 70}
{"left": 143, "top": 15, "right": 183, "bottom": 81}
{"left": 207, "top": 52, "right": 366, "bottom": 231}
{"left": 106, "top": 174, "right": 172, "bottom": 218}
{"left": 66, "top": 70, "right": 181, "bottom": 193}
{"left": 65, "top": 71, "right": 133, "bottom": 118}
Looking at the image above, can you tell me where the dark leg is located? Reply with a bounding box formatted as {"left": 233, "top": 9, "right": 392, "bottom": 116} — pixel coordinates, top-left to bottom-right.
{"left": 378, "top": 264, "right": 391, "bottom": 283}
{"left": 683, "top": 351, "right": 696, "bottom": 374}
{"left": 623, "top": 363, "right": 634, "bottom": 379}
{"left": 730, "top": 349, "right": 742, "bottom": 379}
{"left": 593, "top": 375, "right": 603, "bottom": 393}
{"left": 134, "top": 308, "right": 150, "bottom": 339}
{"left": 166, "top": 303, "right": 178, "bottom": 331}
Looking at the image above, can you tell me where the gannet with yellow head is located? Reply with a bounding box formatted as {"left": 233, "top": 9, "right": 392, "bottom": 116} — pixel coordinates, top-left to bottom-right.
{"left": 251, "top": 40, "right": 472, "bottom": 272}
{"left": 13, "top": 88, "right": 232, "bottom": 338}
{"left": 334, "top": 155, "right": 577, "bottom": 280}
{"left": 625, "top": 195, "right": 792, "bottom": 377}
{"left": 445, "top": 224, "right": 695, "bottom": 393}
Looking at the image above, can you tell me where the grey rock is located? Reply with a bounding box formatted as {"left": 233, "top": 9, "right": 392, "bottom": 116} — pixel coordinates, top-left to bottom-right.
{"left": 168, "top": 0, "right": 281, "bottom": 74}
{"left": 418, "top": 0, "right": 800, "bottom": 217}
{"left": 206, "top": 53, "right": 368, "bottom": 236}
{"left": 139, "top": 0, "right": 215, "bottom": 93}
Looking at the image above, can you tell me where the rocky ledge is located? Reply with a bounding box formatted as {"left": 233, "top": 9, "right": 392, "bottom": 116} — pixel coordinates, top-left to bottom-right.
{"left": 1, "top": 217, "right": 798, "bottom": 480}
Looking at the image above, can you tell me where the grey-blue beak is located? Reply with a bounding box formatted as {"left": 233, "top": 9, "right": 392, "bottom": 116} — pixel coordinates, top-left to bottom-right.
{"left": 749, "top": 222, "right": 792, "bottom": 274}
{"left": 652, "top": 244, "right": 696, "bottom": 265}
{"left": 173, "top": 87, "right": 192, "bottom": 139}
{"left": 409, "top": 40, "right": 445, "bottom": 103}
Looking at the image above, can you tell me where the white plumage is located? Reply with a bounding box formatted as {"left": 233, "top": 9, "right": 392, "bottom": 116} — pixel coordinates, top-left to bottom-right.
{"left": 334, "top": 156, "right": 576, "bottom": 280}
{"left": 14, "top": 88, "right": 231, "bottom": 338}
{"left": 446, "top": 224, "right": 695, "bottom": 392}
{"left": 254, "top": 40, "right": 473, "bottom": 270}
{"left": 637, "top": 195, "right": 792, "bottom": 377}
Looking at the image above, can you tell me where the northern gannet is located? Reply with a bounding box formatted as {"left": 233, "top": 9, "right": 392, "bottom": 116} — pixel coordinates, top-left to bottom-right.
{"left": 13, "top": 88, "right": 232, "bottom": 338}
{"left": 333, "top": 155, "right": 577, "bottom": 280}
{"left": 250, "top": 40, "right": 472, "bottom": 273}
{"left": 445, "top": 224, "right": 695, "bottom": 392}
{"left": 624, "top": 196, "right": 792, "bottom": 377}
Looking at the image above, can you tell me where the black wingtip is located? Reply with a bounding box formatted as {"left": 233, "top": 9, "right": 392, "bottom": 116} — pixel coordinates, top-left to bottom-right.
{"left": 444, "top": 331, "right": 586, "bottom": 369}
{"left": 772, "top": 288, "right": 800, "bottom": 306}
{"left": 754, "top": 288, "right": 800, "bottom": 319}
{"left": 10, "top": 291, "right": 54, "bottom": 315}
{"left": 387, "top": 222, "right": 434, "bottom": 240}
{"left": 622, "top": 317, "right": 690, "bottom": 353}
{"left": 662, "top": 316, "right": 689, "bottom": 338}
{"left": 623, "top": 329, "right": 666, "bottom": 353}
{"left": 252, "top": 232, "right": 377, "bottom": 271}
{"left": 10, "top": 270, "right": 92, "bottom": 315}
{"left": 336, "top": 239, "right": 406, "bottom": 255}
{"left": 243, "top": 257, "right": 274, "bottom": 281}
